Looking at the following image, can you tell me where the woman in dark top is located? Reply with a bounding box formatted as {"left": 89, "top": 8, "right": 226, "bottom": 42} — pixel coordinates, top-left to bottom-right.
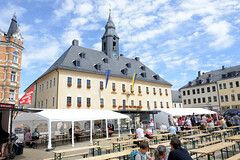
{"left": 226, "top": 118, "right": 233, "bottom": 127}
{"left": 168, "top": 137, "right": 192, "bottom": 160}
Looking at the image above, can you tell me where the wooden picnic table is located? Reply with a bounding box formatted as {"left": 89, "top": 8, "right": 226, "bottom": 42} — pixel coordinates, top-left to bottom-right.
{"left": 127, "top": 134, "right": 135, "bottom": 139}
{"left": 212, "top": 129, "right": 233, "bottom": 139}
{"left": 157, "top": 130, "right": 169, "bottom": 134}
{"left": 227, "top": 126, "right": 240, "bottom": 129}
{"left": 225, "top": 135, "right": 240, "bottom": 141}
{"left": 179, "top": 129, "right": 198, "bottom": 136}
{"left": 190, "top": 142, "right": 237, "bottom": 160}
{"left": 150, "top": 133, "right": 174, "bottom": 143}
{"left": 183, "top": 133, "right": 211, "bottom": 148}
{"left": 93, "top": 137, "right": 123, "bottom": 145}
{"left": 79, "top": 150, "right": 133, "bottom": 160}
{"left": 112, "top": 139, "right": 149, "bottom": 152}
{"left": 207, "top": 126, "right": 221, "bottom": 131}
{"left": 52, "top": 146, "right": 102, "bottom": 160}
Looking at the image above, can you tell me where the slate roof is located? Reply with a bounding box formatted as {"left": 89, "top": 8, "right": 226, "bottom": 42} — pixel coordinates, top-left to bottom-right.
{"left": 181, "top": 65, "right": 240, "bottom": 89}
{"left": 7, "top": 17, "right": 18, "bottom": 36}
{"left": 39, "top": 44, "right": 171, "bottom": 85}
{"left": 171, "top": 90, "right": 182, "bottom": 103}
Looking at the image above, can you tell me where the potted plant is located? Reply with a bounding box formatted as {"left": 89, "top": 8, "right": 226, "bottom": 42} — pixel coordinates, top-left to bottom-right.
{"left": 100, "top": 104, "right": 104, "bottom": 108}
{"left": 87, "top": 104, "right": 91, "bottom": 107}
{"left": 160, "top": 93, "right": 162, "bottom": 96}
{"left": 67, "top": 103, "right": 71, "bottom": 107}
{"left": 166, "top": 93, "right": 168, "bottom": 96}
{"left": 167, "top": 106, "right": 170, "bottom": 108}
{"left": 154, "top": 106, "right": 157, "bottom": 108}
{"left": 100, "top": 87, "right": 104, "bottom": 90}
{"left": 113, "top": 105, "right": 117, "bottom": 108}
{"left": 131, "top": 91, "right": 134, "bottom": 94}
{"left": 154, "top": 92, "right": 156, "bottom": 95}
{"left": 139, "top": 91, "right": 142, "bottom": 94}
{"left": 134, "top": 106, "right": 137, "bottom": 108}
{"left": 67, "top": 83, "right": 72, "bottom": 87}
{"left": 147, "top": 91, "right": 149, "bottom": 94}
{"left": 118, "top": 105, "right": 123, "bottom": 108}
{"left": 77, "top": 85, "right": 81, "bottom": 88}
{"left": 113, "top": 88, "right": 116, "bottom": 91}
{"left": 161, "top": 106, "right": 164, "bottom": 108}
{"left": 77, "top": 104, "right": 81, "bottom": 107}
{"left": 87, "top": 85, "right": 91, "bottom": 89}
{"left": 123, "top": 89, "right": 126, "bottom": 93}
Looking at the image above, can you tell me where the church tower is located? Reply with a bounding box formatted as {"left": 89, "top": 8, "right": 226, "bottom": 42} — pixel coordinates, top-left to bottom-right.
{"left": 0, "top": 15, "right": 23, "bottom": 105}
{"left": 101, "top": 14, "right": 119, "bottom": 59}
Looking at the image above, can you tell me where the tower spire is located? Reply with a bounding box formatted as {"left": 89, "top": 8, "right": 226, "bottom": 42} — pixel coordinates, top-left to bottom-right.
{"left": 101, "top": 13, "right": 119, "bottom": 59}
{"left": 7, "top": 13, "right": 18, "bottom": 36}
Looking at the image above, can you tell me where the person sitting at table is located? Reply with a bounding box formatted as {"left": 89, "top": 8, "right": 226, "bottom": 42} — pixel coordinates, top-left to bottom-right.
{"left": 186, "top": 117, "right": 192, "bottom": 128}
{"left": 226, "top": 118, "right": 233, "bottom": 127}
{"left": 168, "top": 137, "right": 192, "bottom": 160}
{"left": 181, "top": 121, "right": 190, "bottom": 131}
{"left": 168, "top": 124, "right": 176, "bottom": 135}
{"left": 75, "top": 126, "right": 80, "bottom": 141}
{"left": 25, "top": 128, "right": 34, "bottom": 147}
{"left": 200, "top": 120, "right": 207, "bottom": 131}
{"left": 108, "top": 123, "right": 114, "bottom": 137}
{"left": 145, "top": 124, "right": 153, "bottom": 139}
{"left": 160, "top": 123, "right": 167, "bottom": 131}
{"left": 154, "top": 145, "right": 168, "bottom": 160}
{"left": 220, "top": 116, "right": 227, "bottom": 129}
{"left": 32, "top": 128, "right": 40, "bottom": 140}
{"left": 136, "top": 125, "right": 144, "bottom": 139}
{"left": 135, "top": 141, "right": 153, "bottom": 160}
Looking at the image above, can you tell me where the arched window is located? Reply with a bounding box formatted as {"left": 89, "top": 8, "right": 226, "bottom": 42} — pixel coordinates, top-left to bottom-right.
{"left": 12, "top": 52, "right": 18, "bottom": 63}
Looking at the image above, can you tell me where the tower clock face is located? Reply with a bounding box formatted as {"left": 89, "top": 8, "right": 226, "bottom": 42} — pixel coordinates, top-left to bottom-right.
{"left": 111, "top": 51, "right": 118, "bottom": 59}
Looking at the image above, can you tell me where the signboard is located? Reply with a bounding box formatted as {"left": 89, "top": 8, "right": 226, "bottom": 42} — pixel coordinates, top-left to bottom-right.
{"left": 0, "top": 103, "right": 15, "bottom": 109}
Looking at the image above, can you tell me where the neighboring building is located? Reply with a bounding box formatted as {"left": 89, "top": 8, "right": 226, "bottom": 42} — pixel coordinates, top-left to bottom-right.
{"left": 181, "top": 65, "right": 240, "bottom": 112}
{"left": 24, "top": 14, "right": 172, "bottom": 114}
{"left": 217, "top": 66, "right": 240, "bottom": 112}
{"left": 0, "top": 16, "right": 23, "bottom": 105}
{"left": 171, "top": 90, "right": 182, "bottom": 108}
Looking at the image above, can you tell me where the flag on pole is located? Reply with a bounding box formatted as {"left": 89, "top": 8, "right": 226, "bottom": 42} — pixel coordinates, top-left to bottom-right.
{"left": 131, "top": 73, "right": 137, "bottom": 91}
{"left": 19, "top": 86, "right": 34, "bottom": 105}
{"left": 105, "top": 69, "right": 111, "bottom": 89}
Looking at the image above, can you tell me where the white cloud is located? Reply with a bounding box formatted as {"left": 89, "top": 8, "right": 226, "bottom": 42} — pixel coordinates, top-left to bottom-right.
{"left": 54, "top": 0, "right": 75, "bottom": 19}
{"left": 61, "top": 29, "right": 82, "bottom": 46}
{"left": 34, "top": 18, "right": 42, "bottom": 24}
{"left": 93, "top": 42, "right": 101, "bottom": 51}
{"left": 74, "top": 3, "right": 93, "bottom": 16}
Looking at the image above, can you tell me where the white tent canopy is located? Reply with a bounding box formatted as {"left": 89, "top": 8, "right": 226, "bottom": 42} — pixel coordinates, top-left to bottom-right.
{"left": 13, "top": 109, "right": 130, "bottom": 149}
{"left": 155, "top": 108, "right": 217, "bottom": 117}
{"left": 153, "top": 108, "right": 217, "bottom": 127}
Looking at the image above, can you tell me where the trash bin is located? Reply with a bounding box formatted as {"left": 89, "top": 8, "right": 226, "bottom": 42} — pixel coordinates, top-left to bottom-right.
{"left": 15, "top": 143, "right": 24, "bottom": 155}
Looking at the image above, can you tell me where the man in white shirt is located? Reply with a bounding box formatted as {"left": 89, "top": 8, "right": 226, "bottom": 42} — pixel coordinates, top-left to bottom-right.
{"left": 136, "top": 125, "right": 144, "bottom": 139}
{"left": 160, "top": 123, "right": 167, "bottom": 131}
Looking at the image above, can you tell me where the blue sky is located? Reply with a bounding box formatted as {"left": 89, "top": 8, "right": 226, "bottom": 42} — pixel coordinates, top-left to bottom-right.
{"left": 0, "top": 0, "right": 240, "bottom": 97}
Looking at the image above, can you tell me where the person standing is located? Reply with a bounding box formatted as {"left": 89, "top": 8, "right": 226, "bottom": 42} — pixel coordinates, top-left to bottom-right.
{"left": 196, "top": 115, "right": 201, "bottom": 126}
{"left": 136, "top": 125, "right": 144, "bottom": 139}
{"left": 233, "top": 113, "right": 240, "bottom": 131}
{"left": 202, "top": 114, "right": 207, "bottom": 125}
{"left": 168, "top": 115, "right": 173, "bottom": 126}
{"left": 149, "top": 119, "right": 154, "bottom": 134}
{"left": 140, "top": 119, "right": 143, "bottom": 129}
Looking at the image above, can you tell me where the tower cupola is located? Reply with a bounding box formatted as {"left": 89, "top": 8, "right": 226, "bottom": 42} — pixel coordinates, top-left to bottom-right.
{"left": 101, "top": 14, "right": 119, "bottom": 59}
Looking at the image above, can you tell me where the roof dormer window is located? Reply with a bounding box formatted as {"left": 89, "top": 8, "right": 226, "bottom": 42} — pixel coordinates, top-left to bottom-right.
{"left": 79, "top": 52, "right": 86, "bottom": 58}
{"left": 103, "top": 58, "right": 108, "bottom": 63}
{"left": 94, "top": 64, "right": 101, "bottom": 70}
{"left": 126, "top": 63, "right": 131, "bottom": 68}
{"left": 140, "top": 72, "right": 146, "bottom": 78}
{"left": 121, "top": 68, "right": 128, "bottom": 75}
{"left": 73, "top": 60, "right": 80, "bottom": 67}
{"left": 153, "top": 74, "right": 159, "bottom": 80}
{"left": 140, "top": 66, "right": 146, "bottom": 71}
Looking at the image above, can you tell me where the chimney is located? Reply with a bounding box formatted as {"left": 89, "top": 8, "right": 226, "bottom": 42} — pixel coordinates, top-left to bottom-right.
{"left": 198, "top": 71, "right": 201, "bottom": 77}
{"left": 72, "top": 39, "right": 79, "bottom": 46}
{"left": 222, "top": 66, "right": 225, "bottom": 70}
{"left": 135, "top": 57, "right": 140, "bottom": 61}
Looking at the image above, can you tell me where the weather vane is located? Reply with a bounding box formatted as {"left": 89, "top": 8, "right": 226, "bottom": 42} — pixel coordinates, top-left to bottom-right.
{"left": 109, "top": 3, "right": 111, "bottom": 14}
{"left": 13, "top": 12, "right": 17, "bottom": 20}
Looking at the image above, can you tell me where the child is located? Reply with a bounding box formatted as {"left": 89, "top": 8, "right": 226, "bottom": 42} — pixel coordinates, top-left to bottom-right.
{"left": 154, "top": 145, "right": 168, "bottom": 160}
{"left": 135, "top": 141, "right": 153, "bottom": 160}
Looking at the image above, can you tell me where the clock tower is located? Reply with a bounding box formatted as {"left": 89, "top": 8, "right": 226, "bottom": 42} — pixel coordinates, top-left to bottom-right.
{"left": 102, "top": 14, "right": 119, "bottom": 59}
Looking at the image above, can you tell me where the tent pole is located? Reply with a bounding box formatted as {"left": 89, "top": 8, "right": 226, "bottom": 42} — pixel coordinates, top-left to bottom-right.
{"left": 118, "top": 119, "right": 120, "bottom": 137}
{"left": 90, "top": 120, "right": 93, "bottom": 143}
{"left": 129, "top": 119, "right": 131, "bottom": 134}
{"left": 47, "top": 120, "right": 52, "bottom": 149}
{"left": 105, "top": 119, "right": 108, "bottom": 139}
{"left": 72, "top": 121, "right": 74, "bottom": 147}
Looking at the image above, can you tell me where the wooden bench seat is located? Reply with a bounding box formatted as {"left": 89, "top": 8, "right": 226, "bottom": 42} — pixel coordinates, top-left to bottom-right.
{"left": 226, "top": 153, "right": 240, "bottom": 160}
{"left": 198, "top": 140, "right": 221, "bottom": 148}
{"left": 44, "top": 152, "right": 88, "bottom": 160}
{"left": 22, "top": 140, "right": 39, "bottom": 149}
